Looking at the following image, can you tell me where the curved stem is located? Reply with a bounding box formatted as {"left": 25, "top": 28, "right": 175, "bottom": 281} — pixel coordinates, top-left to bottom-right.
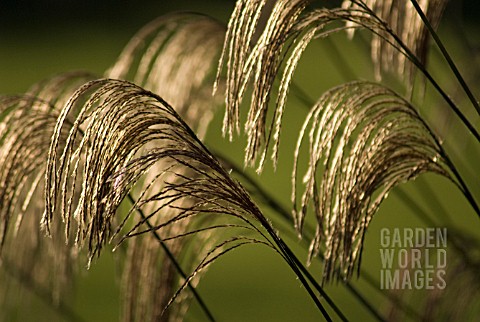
{"left": 443, "top": 154, "right": 480, "bottom": 218}
{"left": 280, "top": 240, "right": 350, "bottom": 322}
{"left": 214, "top": 150, "right": 390, "bottom": 322}
{"left": 76, "top": 120, "right": 216, "bottom": 321}
{"left": 412, "top": 104, "right": 480, "bottom": 218}
{"left": 409, "top": 0, "right": 480, "bottom": 115}
{"left": 264, "top": 226, "right": 333, "bottom": 321}
{"left": 355, "top": 0, "right": 480, "bottom": 143}
{"left": 410, "top": 47, "right": 480, "bottom": 143}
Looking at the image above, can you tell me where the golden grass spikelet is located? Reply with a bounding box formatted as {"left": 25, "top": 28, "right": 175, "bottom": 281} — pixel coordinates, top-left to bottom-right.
{"left": 0, "top": 72, "right": 94, "bottom": 249}
{"left": 120, "top": 164, "right": 230, "bottom": 321}
{"left": 105, "top": 14, "right": 231, "bottom": 318}
{"left": 0, "top": 2, "right": 478, "bottom": 320}
{"left": 342, "top": 0, "right": 448, "bottom": 82}
{"left": 0, "top": 72, "right": 95, "bottom": 311}
{"left": 0, "top": 96, "right": 71, "bottom": 299}
{"left": 107, "top": 13, "right": 225, "bottom": 140}
{"left": 0, "top": 96, "right": 55, "bottom": 248}
{"left": 292, "top": 81, "right": 451, "bottom": 282}
{"left": 121, "top": 234, "right": 191, "bottom": 322}
{"left": 42, "top": 79, "right": 282, "bottom": 318}
{"left": 217, "top": 0, "right": 309, "bottom": 171}
{"left": 217, "top": 0, "right": 415, "bottom": 172}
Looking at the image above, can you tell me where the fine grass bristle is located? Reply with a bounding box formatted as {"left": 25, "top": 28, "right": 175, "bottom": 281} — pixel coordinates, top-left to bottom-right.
{"left": 1, "top": 1, "right": 479, "bottom": 321}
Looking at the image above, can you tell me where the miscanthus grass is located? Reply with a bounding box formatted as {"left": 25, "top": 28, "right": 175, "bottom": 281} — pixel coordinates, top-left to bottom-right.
{"left": 0, "top": 1, "right": 479, "bottom": 321}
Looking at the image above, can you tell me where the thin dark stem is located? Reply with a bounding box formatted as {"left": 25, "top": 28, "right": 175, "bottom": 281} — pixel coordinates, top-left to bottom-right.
{"left": 409, "top": 0, "right": 480, "bottom": 115}
{"left": 406, "top": 44, "right": 480, "bottom": 143}
{"left": 76, "top": 117, "right": 216, "bottom": 321}
{"left": 264, "top": 226, "right": 333, "bottom": 321}
{"left": 142, "top": 91, "right": 335, "bottom": 319}
{"left": 1, "top": 259, "right": 85, "bottom": 322}
{"left": 295, "top": 17, "right": 480, "bottom": 216}
{"left": 214, "top": 152, "right": 291, "bottom": 224}
{"left": 352, "top": 2, "right": 480, "bottom": 217}
{"left": 355, "top": 0, "right": 480, "bottom": 143}
{"left": 419, "top": 107, "right": 480, "bottom": 217}
{"left": 278, "top": 42, "right": 449, "bottom": 321}
{"left": 284, "top": 243, "right": 349, "bottom": 322}
{"left": 270, "top": 80, "right": 434, "bottom": 320}
{"left": 125, "top": 194, "right": 216, "bottom": 322}
{"left": 444, "top": 155, "right": 480, "bottom": 218}
{"left": 142, "top": 89, "right": 333, "bottom": 320}
{"left": 214, "top": 150, "right": 390, "bottom": 322}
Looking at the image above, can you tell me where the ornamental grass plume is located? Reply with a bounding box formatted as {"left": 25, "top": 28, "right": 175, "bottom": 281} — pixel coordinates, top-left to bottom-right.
{"left": 0, "top": 0, "right": 479, "bottom": 321}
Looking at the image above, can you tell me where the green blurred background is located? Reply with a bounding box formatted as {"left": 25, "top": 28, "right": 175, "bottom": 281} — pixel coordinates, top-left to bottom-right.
{"left": 1, "top": 1, "right": 479, "bottom": 321}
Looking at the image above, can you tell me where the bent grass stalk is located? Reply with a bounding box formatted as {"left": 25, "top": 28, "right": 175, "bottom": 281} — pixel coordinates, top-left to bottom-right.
{"left": 1, "top": 1, "right": 479, "bottom": 321}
